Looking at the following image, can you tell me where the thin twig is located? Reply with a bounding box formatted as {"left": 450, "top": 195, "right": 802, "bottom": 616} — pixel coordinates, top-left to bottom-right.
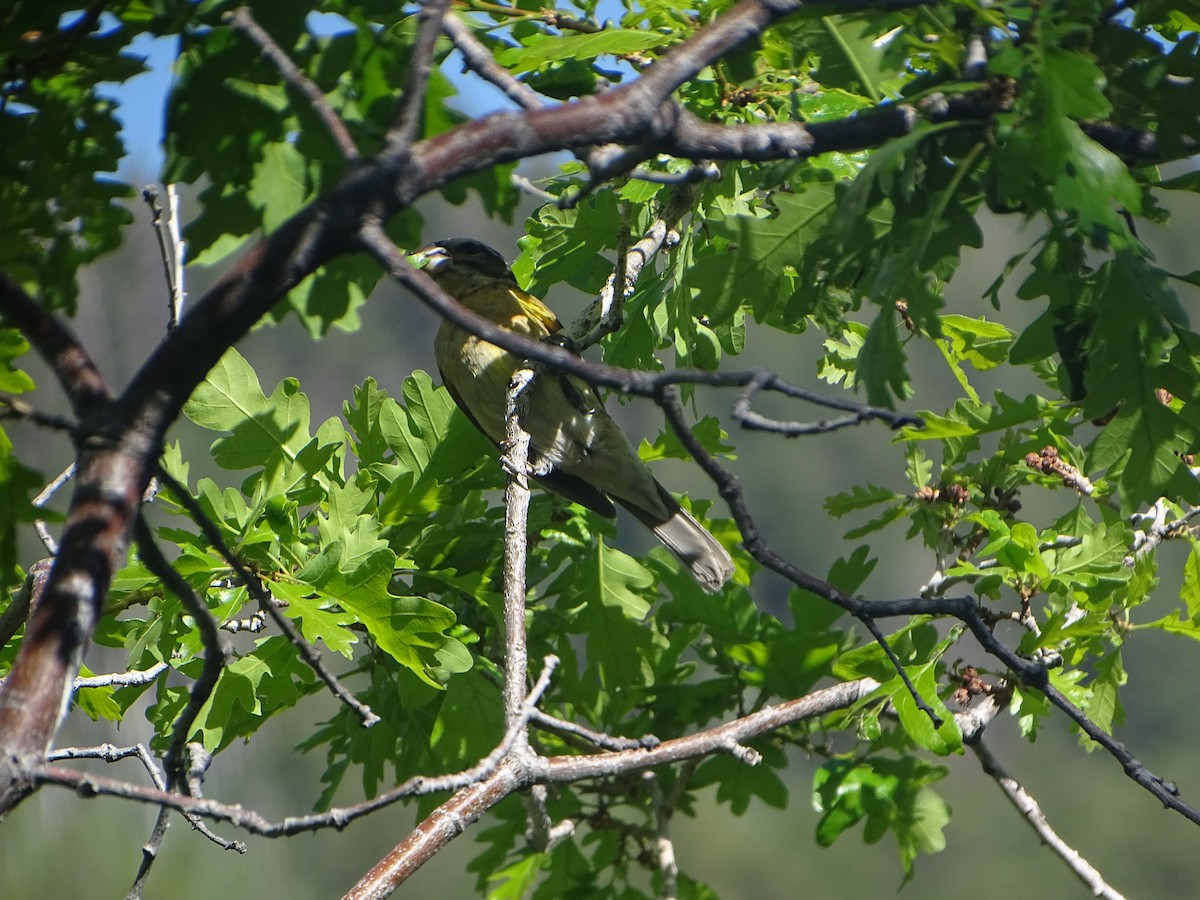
{"left": 0, "top": 396, "right": 77, "bottom": 433}
{"left": 74, "top": 663, "right": 168, "bottom": 689}
{"left": 127, "top": 807, "right": 172, "bottom": 900}
{"left": 387, "top": 0, "right": 452, "bottom": 147}
{"left": 167, "top": 184, "right": 186, "bottom": 326}
{"left": 510, "top": 172, "right": 559, "bottom": 203}
{"left": 442, "top": 13, "right": 544, "bottom": 110}
{"left": 32, "top": 462, "right": 77, "bottom": 555}
{"left": 142, "top": 185, "right": 177, "bottom": 332}
{"left": 644, "top": 772, "right": 679, "bottom": 900}
{"left": 45, "top": 738, "right": 246, "bottom": 887}
{"left": 970, "top": 738, "right": 1127, "bottom": 899}
{"left": 530, "top": 710, "right": 657, "bottom": 751}
{"left": 133, "top": 516, "right": 227, "bottom": 789}
{"left": 733, "top": 368, "right": 922, "bottom": 433}
{"left": 224, "top": 7, "right": 359, "bottom": 162}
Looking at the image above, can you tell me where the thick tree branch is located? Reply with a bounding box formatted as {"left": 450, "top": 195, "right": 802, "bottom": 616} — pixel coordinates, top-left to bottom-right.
{"left": 0, "top": 275, "right": 108, "bottom": 416}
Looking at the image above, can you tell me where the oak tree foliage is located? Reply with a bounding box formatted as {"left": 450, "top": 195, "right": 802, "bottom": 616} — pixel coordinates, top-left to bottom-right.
{"left": 2, "top": 0, "right": 1200, "bottom": 896}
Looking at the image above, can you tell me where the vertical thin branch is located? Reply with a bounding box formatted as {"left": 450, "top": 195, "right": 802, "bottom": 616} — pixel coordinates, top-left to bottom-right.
{"left": 645, "top": 772, "right": 679, "bottom": 899}
{"left": 142, "top": 186, "right": 177, "bottom": 332}
{"left": 127, "top": 807, "right": 172, "bottom": 900}
{"left": 501, "top": 368, "right": 536, "bottom": 728}
{"left": 166, "top": 184, "right": 186, "bottom": 326}
{"left": 132, "top": 516, "right": 226, "bottom": 788}
{"left": 387, "top": 0, "right": 453, "bottom": 148}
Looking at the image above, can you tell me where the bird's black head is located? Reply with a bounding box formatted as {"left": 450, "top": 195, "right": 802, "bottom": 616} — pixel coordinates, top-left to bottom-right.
{"left": 413, "top": 238, "right": 516, "bottom": 288}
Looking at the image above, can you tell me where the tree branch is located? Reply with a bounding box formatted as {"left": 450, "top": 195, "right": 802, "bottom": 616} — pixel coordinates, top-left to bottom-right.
{"left": 225, "top": 6, "right": 360, "bottom": 162}
{"left": 969, "top": 737, "right": 1128, "bottom": 899}
{"left": 387, "top": 0, "right": 452, "bottom": 148}
{"left": 132, "top": 516, "right": 227, "bottom": 788}
{"left": 0, "top": 275, "right": 108, "bottom": 416}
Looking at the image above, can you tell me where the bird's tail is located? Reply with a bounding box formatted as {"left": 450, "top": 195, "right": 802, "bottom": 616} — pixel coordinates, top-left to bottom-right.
{"left": 620, "top": 483, "right": 734, "bottom": 593}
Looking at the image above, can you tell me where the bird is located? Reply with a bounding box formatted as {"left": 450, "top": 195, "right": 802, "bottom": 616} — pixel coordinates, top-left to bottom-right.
{"left": 410, "top": 238, "right": 734, "bottom": 593}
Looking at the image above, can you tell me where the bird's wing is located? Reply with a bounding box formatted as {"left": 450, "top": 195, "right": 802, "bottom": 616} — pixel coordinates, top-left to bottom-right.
{"left": 438, "top": 363, "right": 618, "bottom": 519}
{"left": 512, "top": 290, "right": 563, "bottom": 335}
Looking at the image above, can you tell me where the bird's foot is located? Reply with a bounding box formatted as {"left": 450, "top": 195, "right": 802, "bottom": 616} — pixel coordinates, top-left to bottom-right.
{"left": 500, "top": 451, "right": 554, "bottom": 479}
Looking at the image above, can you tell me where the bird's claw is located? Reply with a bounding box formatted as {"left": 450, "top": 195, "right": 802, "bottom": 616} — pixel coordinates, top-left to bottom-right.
{"left": 501, "top": 452, "right": 554, "bottom": 479}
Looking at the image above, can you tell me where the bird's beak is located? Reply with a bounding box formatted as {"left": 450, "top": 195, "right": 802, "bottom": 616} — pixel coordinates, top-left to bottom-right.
{"left": 407, "top": 244, "right": 448, "bottom": 272}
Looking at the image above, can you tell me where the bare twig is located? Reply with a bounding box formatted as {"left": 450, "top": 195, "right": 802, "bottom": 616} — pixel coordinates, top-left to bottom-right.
{"left": 732, "top": 368, "right": 921, "bottom": 435}
{"left": 0, "top": 396, "right": 77, "bottom": 433}
{"left": 128, "top": 807, "right": 173, "bottom": 900}
{"left": 510, "top": 172, "right": 559, "bottom": 203}
{"left": 142, "top": 185, "right": 178, "bottom": 331}
{"left": 970, "top": 738, "right": 1127, "bottom": 899}
{"left": 167, "top": 184, "right": 186, "bottom": 326}
{"left": 31, "top": 462, "right": 76, "bottom": 555}
{"left": 645, "top": 772, "right": 679, "bottom": 900}
{"left": 133, "top": 516, "right": 227, "bottom": 789}
{"left": 224, "top": 7, "right": 359, "bottom": 162}
{"left": 442, "top": 14, "right": 544, "bottom": 111}
{"left": 34, "top": 462, "right": 77, "bottom": 507}
{"left": 530, "top": 710, "right": 657, "bottom": 751}
{"left": 74, "top": 663, "right": 168, "bottom": 690}
{"left": 387, "top": 0, "right": 452, "bottom": 147}
{"left": 48, "top": 742, "right": 160, "bottom": 766}
{"left": 45, "top": 738, "right": 246, "bottom": 894}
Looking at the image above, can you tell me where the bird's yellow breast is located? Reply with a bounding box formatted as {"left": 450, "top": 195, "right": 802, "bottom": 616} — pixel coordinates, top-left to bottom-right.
{"left": 434, "top": 283, "right": 560, "bottom": 444}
